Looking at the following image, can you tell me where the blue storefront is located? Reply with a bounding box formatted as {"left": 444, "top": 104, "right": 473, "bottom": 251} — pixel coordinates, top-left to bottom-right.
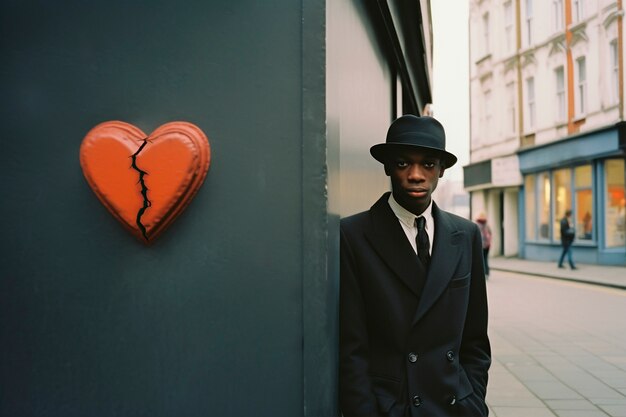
{"left": 518, "top": 122, "right": 626, "bottom": 266}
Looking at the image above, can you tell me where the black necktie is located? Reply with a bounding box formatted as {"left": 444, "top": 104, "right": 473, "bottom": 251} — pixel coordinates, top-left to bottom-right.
{"left": 416, "top": 216, "right": 431, "bottom": 268}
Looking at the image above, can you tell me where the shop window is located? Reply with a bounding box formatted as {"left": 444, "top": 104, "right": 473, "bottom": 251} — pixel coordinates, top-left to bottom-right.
{"left": 525, "top": 175, "right": 536, "bottom": 240}
{"left": 575, "top": 165, "right": 593, "bottom": 241}
{"left": 553, "top": 168, "right": 571, "bottom": 241}
{"left": 538, "top": 172, "right": 551, "bottom": 240}
{"left": 605, "top": 159, "right": 625, "bottom": 248}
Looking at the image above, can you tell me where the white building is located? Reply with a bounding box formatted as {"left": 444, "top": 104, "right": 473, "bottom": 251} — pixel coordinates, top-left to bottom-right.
{"left": 466, "top": 0, "right": 625, "bottom": 265}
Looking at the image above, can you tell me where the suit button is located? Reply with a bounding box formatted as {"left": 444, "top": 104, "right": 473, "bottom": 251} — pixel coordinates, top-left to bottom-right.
{"left": 446, "top": 350, "right": 455, "bottom": 362}
{"left": 449, "top": 395, "right": 456, "bottom": 405}
{"left": 412, "top": 395, "right": 422, "bottom": 407}
{"left": 408, "top": 352, "right": 418, "bottom": 363}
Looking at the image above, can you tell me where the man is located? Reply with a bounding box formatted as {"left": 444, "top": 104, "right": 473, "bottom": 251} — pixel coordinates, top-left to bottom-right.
{"left": 558, "top": 209, "right": 577, "bottom": 270}
{"left": 340, "top": 115, "right": 491, "bottom": 417}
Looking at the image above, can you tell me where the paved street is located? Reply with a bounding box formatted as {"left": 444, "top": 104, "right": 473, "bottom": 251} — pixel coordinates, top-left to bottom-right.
{"left": 486, "top": 270, "right": 626, "bottom": 417}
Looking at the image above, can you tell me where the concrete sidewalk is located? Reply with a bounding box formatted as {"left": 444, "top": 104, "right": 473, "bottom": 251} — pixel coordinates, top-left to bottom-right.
{"left": 489, "top": 257, "right": 626, "bottom": 290}
{"left": 485, "top": 271, "right": 626, "bottom": 417}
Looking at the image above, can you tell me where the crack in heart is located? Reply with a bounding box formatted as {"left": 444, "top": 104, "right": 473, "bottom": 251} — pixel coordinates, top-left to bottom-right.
{"left": 130, "top": 138, "right": 151, "bottom": 241}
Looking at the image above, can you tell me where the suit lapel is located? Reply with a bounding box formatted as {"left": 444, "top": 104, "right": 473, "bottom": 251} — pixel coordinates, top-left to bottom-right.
{"left": 413, "top": 203, "right": 463, "bottom": 324}
{"left": 364, "top": 193, "right": 424, "bottom": 297}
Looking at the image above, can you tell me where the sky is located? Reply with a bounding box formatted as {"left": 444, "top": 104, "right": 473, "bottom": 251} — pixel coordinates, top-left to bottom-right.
{"left": 431, "top": 1, "right": 470, "bottom": 181}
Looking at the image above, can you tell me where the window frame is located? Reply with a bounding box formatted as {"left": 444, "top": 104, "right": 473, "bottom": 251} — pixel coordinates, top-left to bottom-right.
{"left": 610, "top": 39, "right": 619, "bottom": 105}
{"left": 506, "top": 81, "right": 516, "bottom": 135}
{"left": 484, "top": 89, "right": 492, "bottom": 141}
{"left": 573, "top": 0, "right": 584, "bottom": 22}
{"left": 504, "top": 1, "right": 514, "bottom": 54}
{"left": 525, "top": 165, "right": 597, "bottom": 245}
{"left": 525, "top": 0, "right": 533, "bottom": 46}
{"left": 604, "top": 159, "right": 626, "bottom": 249}
{"left": 574, "top": 164, "right": 594, "bottom": 242}
{"left": 555, "top": 66, "right": 565, "bottom": 121}
{"left": 526, "top": 76, "right": 535, "bottom": 130}
{"left": 552, "top": 168, "right": 572, "bottom": 244}
{"left": 526, "top": 171, "right": 553, "bottom": 242}
{"left": 553, "top": 0, "right": 564, "bottom": 32}
{"left": 576, "top": 57, "right": 586, "bottom": 117}
{"left": 482, "top": 12, "right": 490, "bottom": 56}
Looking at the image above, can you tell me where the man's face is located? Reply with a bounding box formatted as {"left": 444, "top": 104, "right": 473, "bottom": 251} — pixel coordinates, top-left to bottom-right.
{"left": 385, "top": 149, "right": 445, "bottom": 216}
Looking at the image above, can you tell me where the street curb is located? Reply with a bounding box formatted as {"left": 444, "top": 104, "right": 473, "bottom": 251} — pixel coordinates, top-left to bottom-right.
{"left": 491, "top": 267, "right": 626, "bottom": 291}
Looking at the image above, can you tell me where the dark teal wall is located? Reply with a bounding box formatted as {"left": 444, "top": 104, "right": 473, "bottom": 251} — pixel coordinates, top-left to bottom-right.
{"left": 0, "top": 1, "right": 333, "bottom": 416}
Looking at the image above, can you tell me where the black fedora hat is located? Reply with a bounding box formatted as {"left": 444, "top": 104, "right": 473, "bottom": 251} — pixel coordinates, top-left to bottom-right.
{"left": 370, "top": 115, "right": 457, "bottom": 168}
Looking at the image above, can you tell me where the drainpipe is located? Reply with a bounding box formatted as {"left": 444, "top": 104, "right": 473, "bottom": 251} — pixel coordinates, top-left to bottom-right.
{"left": 566, "top": 0, "right": 579, "bottom": 134}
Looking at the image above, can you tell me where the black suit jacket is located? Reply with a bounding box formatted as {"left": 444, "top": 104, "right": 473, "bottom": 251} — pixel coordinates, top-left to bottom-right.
{"left": 560, "top": 216, "right": 575, "bottom": 244}
{"left": 340, "top": 193, "right": 491, "bottom": 417}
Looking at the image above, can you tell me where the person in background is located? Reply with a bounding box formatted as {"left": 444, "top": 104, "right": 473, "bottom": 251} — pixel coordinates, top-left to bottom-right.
{"left": 340, "top": 115, "right": 491, "bottom": 417}
{"left": 558, "top": 209, "right": 577, "bottom": 270}
{"left": 582, "top": 212, "right": 592, "bottom": 239}
{"left": 476, "top": 213, "right": 492, "bottom": 279}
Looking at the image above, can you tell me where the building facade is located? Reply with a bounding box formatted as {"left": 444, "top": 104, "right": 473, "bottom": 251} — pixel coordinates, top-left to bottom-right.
{"left": 466, "top": 0, "right": 625, "bottom": 265}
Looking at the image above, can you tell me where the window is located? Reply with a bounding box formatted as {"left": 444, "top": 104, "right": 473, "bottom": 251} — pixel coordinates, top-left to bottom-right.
{"left": 538, "top": 172, "right": 551, "bottom": 240}
{"left": 573, "top": 0, "right": 584, "bottom": 22}
{"left": 525, "top": 165, "right": 616, "bottom": 246}
{"left": 610, "top": 40, "right": 619, "bottom": 105}
{"left": 555, "top": 66, "right": 565, "bottom": 121}
{"left": 526, "top": 77, "right": 535, "bottom": 130}
{"left": 575, "top": 165, "right": 593, "bottom": 241}
{"left": 525, "top": 0, "right": 533, "bottom": 46}
{"left": 605, "top": 159, "right": 625, "bottom": 248}
{"left": 553, "top": 168, "right": 572, "bottom": 242}
{"left": 504, "top": 1, "right": 514, "bottom": 53}
{"left": 576, "top": 57, "right": 586, "bottom": 116}
{"left": 482, "top": 12, "right": 490, "bottom": 56}
{"left": 525, "top": 175, "right": 536, "bottom": 240}
{"left": 506, "top": 82, "right": 516, "bottom": 134}
{"left": 484, "top": 90, "right": 492, "bottom": 141}
{"left": 553, "top": 0, "right": 564, "bottom": 31}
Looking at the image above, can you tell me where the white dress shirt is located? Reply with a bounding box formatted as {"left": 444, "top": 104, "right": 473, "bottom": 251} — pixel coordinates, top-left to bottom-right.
{"left": 388, "top": 193, "right": 434, "bottom": 257}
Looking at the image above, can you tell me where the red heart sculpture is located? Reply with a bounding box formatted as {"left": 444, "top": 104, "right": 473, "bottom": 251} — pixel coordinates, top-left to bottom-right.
{"left": 80, "top": 121, "right": 211, "bottom": 243}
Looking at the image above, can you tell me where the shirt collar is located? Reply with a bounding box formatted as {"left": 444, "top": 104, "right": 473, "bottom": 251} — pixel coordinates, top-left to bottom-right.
{"left": 388, "top": 193, "right": 433, "bottom": 229}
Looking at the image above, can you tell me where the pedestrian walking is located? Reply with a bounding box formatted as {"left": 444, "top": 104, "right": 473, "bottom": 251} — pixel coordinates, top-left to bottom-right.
{"left": 476, "top": 213, "right": 492, "bottom": 279}
{"left": 340, "top": 115, "right": 491, "bottom": 417}
{"left": 558, "top": 209, "right": 577, "bottom": 270}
